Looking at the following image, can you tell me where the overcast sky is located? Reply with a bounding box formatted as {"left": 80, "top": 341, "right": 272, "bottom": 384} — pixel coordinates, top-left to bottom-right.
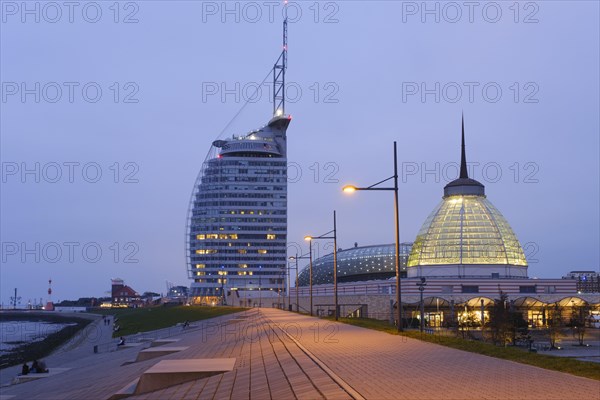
{"left": 1, "top": 1, "right": 598, "bottom": 305}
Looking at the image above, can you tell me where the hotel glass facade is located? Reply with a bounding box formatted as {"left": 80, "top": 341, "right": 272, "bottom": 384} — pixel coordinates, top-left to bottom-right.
{"left": 187, "top": 116, "right": 291, "bottom": 304}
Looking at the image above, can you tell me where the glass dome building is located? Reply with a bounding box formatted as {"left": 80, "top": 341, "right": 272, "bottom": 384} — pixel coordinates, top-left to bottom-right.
{"left": 297, "top": 243, "right": 413, "bottom": 286}
{"left": 407, "top": 118, "right": 528, "bottom": 279}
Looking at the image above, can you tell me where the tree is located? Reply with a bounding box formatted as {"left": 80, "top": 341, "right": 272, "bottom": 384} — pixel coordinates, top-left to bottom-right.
{"left": 546, "top": 303, "right": 563, "bottom": 349}
{"left": 484, "top": 293, "right": 528, "bottom": 346}
{"left": 458, "top": 311, "right": 479, "bottom": 339}
{"left": 569, "top": 304, "right": 588, "bottom": 346}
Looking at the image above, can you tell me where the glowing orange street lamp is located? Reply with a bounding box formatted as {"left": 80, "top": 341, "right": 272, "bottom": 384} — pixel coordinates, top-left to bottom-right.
{"left": 343, "top": 141, "right": 403, "bottom": 332}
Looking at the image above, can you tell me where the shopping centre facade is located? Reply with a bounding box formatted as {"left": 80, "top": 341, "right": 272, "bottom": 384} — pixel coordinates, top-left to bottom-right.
{"left": 291, "top": 121, "right": 600, "bottom": 327}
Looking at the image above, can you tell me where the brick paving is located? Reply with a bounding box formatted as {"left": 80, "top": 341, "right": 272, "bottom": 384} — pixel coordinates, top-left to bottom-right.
{"left": 0, "top": 309, "right": 598, "bottom": 400}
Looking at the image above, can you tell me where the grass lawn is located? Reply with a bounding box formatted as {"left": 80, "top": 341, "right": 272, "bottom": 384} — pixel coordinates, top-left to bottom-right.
{"left": 94, "top": 305, "right": 245, "bottom": 337}
{"left": 326, "top": 316, "right": 600, "bottom": 381}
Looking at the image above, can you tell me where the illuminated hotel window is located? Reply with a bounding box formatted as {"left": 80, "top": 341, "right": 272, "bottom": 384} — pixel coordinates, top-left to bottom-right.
{"left": 238, "top": 249, "right": 247, "bottom": 254}
{"left": 196, "top": 234, "right": 206, "bottom": 240}
{"left": 266, "top": 234, "right": 276, "bottom": 240}
{"left": 196, "top": 249, "right": 218, "bottom": 254}
{"left": 206, "top": 234, "right": 219, "bottom": 239}
{"left": 258, "top": 249, "right": 268, "bottom": 254}
{"left": 196, "top": 264, "right": 205, "bottom": 269}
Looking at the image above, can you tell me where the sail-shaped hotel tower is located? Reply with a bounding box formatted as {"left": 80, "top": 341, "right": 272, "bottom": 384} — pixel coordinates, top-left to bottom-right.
{"left": 186, "top": 19, "right": 291, "bottom": 305}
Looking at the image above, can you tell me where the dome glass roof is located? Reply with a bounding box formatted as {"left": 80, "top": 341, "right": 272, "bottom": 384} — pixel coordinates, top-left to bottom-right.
{"left": 407, "top": 194, "right": 527, "bottom": 267}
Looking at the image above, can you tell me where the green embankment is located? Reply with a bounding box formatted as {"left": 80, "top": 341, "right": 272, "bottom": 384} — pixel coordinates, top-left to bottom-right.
{"left": 95, "top": 305, "right": 245, "bottom": 337}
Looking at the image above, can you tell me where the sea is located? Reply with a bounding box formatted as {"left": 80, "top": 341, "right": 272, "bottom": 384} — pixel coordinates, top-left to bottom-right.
{"left": 0, "top": 320, "right": 76, "bottom": 355}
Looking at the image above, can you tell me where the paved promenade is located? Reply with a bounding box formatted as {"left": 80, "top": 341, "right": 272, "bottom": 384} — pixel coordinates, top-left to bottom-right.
{"left": 0, "top": 309, "right": 598, "bottom": 400}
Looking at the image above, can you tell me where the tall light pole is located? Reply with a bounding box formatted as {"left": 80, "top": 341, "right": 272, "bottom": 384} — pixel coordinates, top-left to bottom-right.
{"left": 289, "top": 252, "right": 310, "bottom": 313}
{"left": 343, "top": 141, "right": 403, "bottom": 331}
{"left": 417, "top": 277, "right": 427, "bottom": 332}
{"left": 305, "top": 210, "right": 339, "bottom": 320}
{"left": 286, "top": 260, "right": 292, "bottom": 310}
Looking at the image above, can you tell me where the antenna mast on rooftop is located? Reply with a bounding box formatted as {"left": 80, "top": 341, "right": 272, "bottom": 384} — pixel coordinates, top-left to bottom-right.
{"left": 273, "top": 1, "right": 288, "bottom": 117}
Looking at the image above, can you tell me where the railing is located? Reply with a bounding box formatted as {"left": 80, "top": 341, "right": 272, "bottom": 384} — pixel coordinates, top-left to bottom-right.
{"left": 290, "top": 283, "right": 396, "bottom": 297}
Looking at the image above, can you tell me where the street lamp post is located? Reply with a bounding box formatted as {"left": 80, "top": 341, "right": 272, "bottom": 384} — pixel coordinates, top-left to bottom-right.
{"left": 417, "top": 277, "right": 427, "bottom": 332}
{"left": 305, "top": 210, "right": 339, "bottom": 321}
{"left": 287, "top": 260, "right": 292, "bottom": 310}
{"left": 289, "top": 252, "right": 310, "bottom": 313}
{"left": 258, "top": 265, "right": 262, "bottom": 308}
{"left": 343, "top": 141, "right": 403, "bottom": 331}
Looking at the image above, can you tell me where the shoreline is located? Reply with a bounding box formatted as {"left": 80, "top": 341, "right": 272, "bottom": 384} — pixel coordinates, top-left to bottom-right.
{"left": 0, "top": 312, "right": 94, "bottom": 369}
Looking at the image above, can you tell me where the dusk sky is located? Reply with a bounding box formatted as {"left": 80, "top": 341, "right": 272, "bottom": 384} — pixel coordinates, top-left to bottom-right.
{"left": 1, "top": 1, "right": 598, "bottom": 305}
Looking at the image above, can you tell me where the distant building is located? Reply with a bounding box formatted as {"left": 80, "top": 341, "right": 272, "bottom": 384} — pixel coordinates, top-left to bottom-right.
{"left": 111, "top": 278, "right": 142, "bottom": 307}
{"left": 563, "top": 271, "right": 600, "bottom": 293}
{"left": 167, "top": 286, "right": 189, "bottom": 300}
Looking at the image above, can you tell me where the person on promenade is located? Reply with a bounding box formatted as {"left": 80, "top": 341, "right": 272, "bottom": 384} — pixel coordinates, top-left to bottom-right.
{"left": 37, "top": 359, "right": 49, "bottom": 373}
{"left": 20, "top": 363, "right": 29, "bottom": 375}
{"left": 117, "top": 336, "right": 125, "bottom": 347}
{"left": 31, "top": 360, "right": 39, "bottom": 373}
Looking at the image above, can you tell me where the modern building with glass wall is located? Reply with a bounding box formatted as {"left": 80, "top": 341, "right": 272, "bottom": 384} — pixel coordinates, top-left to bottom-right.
{"left": 406, "top": 118, "right": 528, "bottom": 279}
{"left": 186, "top": 116, "right": 291, "bottom": 305}
{"left": 186, "top": 16, "right": 291, "bottom": 305}
{"left": 291, "top": 119, "right": 598, "bottom": 325}
{"left": 297, "top": 243, "right": 412, "bottom": 286}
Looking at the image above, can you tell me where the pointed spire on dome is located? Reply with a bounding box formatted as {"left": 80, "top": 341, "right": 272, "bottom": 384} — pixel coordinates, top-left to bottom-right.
{"left": 460, "top": 114, "right": 468, "bottom": 179}
{"left": 443, "top": 114, "right": 485, "bottom": 197}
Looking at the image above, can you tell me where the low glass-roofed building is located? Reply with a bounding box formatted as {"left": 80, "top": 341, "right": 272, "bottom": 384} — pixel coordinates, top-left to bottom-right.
{"left": 297, "top": 243, "right": 412, "bottom": 286}
{"left": 407, "top": 118, "right": 528, "bottom": 279}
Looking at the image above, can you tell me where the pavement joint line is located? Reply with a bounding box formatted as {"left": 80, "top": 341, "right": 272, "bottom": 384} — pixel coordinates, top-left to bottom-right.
{"left": 256, "top": 314, "right": 300, "bottom": 400}
{"left": 265, "top": 316, "right": 366, "bottom": 400}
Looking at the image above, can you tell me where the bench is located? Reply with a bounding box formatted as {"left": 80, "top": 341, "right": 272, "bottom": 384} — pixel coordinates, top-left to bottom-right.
{"left": 117, "top": 342, "right": 144, "bottom": 351}
{"left": 135, "top": 358, "right": 235, "bottom": 395}
{"left": 135, "top": 346, "right": 189, "bottom": 362}
{"left": 12, "top": 368, "right": 71, "bottom": 385}
{"left": 107, "top": 378, "right": 139, "bottom": 400}
{"left": 150, "top": 338, "right": 181, "bottom": 348}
